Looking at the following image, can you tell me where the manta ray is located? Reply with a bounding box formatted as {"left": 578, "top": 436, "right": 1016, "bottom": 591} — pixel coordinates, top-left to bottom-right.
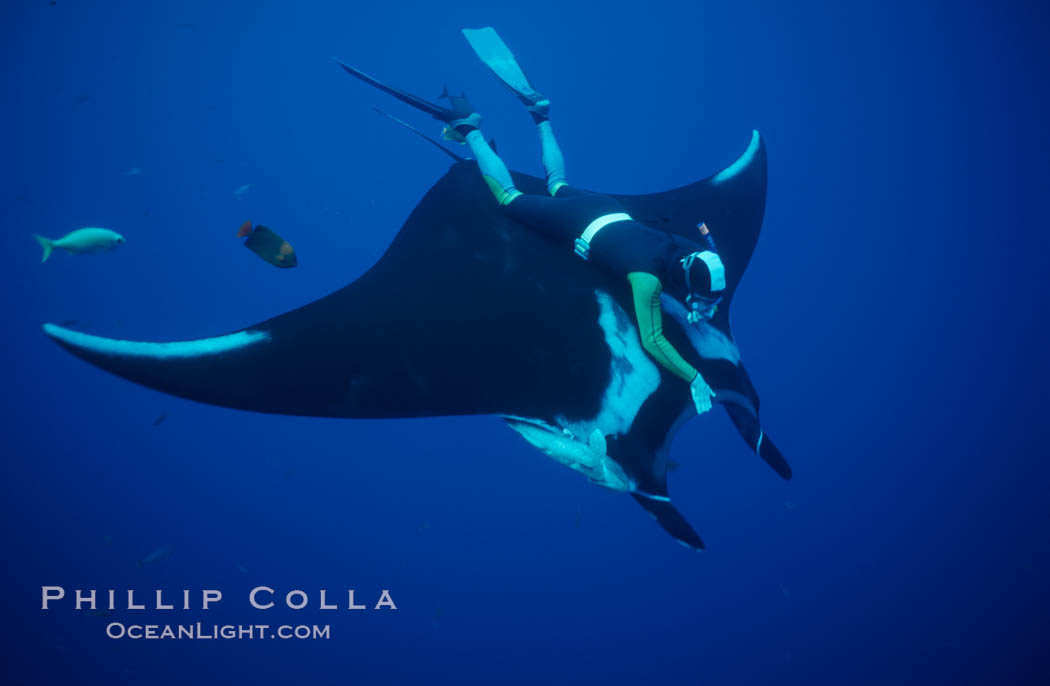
{"left": 42, "top": 130, "right": 789, "bottom": 550}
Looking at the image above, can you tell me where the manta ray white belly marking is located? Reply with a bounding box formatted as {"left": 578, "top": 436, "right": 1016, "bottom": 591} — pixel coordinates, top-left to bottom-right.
{"left": 41, "top": 323, "right": 271, "bottom": 359}
{"left": 503, "top": 290, "right": 660, "bottom": 492}
{"left": 557, "top": 290, "right": 661, "bottom": 438}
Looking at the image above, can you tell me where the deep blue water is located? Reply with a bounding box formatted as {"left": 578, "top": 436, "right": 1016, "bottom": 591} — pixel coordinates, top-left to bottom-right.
{"left": 4, "top": 1, "right": 1048, "bottom": 684}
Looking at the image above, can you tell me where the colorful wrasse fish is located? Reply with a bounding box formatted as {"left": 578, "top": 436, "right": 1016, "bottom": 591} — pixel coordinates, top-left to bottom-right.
{"left": 238, "top": 221, "right": 297, "bottom": 268}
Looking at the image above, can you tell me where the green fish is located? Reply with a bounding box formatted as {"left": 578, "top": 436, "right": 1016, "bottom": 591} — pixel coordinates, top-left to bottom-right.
{"left": 33, "top": 228, "right": 124, "bottom": 263}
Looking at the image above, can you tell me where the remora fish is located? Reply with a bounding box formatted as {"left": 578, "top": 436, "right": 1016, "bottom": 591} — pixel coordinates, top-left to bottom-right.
{"left": 33, "top": 228, "right": 125, "bottom": 263}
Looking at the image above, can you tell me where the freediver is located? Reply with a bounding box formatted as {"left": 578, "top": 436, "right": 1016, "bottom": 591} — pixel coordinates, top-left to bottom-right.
{"left": 337, "top": 28, "right": 727, "bottom": 416}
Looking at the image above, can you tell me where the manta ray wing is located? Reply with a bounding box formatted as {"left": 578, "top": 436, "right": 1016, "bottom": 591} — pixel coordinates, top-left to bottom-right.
{"left": 43, "top": 131, "right": 786, "bottom": 547}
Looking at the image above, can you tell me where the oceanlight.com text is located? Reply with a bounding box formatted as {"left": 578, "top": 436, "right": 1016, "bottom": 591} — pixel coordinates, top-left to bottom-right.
{"left": 105, "top": 622, "right": 331, "bottom": 640}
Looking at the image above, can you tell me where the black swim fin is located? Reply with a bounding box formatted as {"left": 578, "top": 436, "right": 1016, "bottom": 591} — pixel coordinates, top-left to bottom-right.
{"left": 372, "top": 108, "right": 465, "bottom": 162}
{"left": 336, "top": 60, "right": 470, "bottom": 123}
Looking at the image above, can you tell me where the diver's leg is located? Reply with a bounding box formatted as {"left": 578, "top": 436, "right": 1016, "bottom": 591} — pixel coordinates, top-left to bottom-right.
{"left": 456, "top": 125, "right": 522, "bottom": 207}
{"left": 458, "top": 29, "right": 570, "bottom": 195}
{"left": 461, "top": 27, "right": 566, "bottom": 194}
{"left": 537, "top": 120, "right": 568, "bottom": 196}
{"left": 530, "top": 104, "right": 568, "bottom": 197}
{"left": 457, "top": 113, "right": 575, "bottom": 205}
{"left": 455, "top": 117, "right": 588, "bottom": 247}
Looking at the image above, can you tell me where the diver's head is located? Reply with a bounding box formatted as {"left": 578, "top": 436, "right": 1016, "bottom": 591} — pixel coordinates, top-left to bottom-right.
{"left": 680, "top": 249, "right": 726, "bottom": 323}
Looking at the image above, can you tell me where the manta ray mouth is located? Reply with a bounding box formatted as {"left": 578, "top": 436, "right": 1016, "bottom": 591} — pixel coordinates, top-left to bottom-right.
{"left": 42, "top": 323, "right": 271, "bottom": 359}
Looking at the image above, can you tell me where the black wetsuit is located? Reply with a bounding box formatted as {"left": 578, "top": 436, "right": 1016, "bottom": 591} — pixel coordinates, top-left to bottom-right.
{"left": 505, "top": 186, "right": 703, "bottom": 302}
{"left": 504, "top": 186, "right": 710, "bottom": 383}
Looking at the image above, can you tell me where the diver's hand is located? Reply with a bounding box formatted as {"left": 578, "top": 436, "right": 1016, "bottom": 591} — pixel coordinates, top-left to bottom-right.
{"left": 690, "top": 374, "right": 716, "bottom": 415}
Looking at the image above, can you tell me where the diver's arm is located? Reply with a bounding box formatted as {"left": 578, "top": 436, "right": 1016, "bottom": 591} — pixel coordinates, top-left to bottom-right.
{"left": 628, "top": 272, "right": 716, "bottom": 414}
{"left": 627, "top": 272, "right": 698, "bottom": 383}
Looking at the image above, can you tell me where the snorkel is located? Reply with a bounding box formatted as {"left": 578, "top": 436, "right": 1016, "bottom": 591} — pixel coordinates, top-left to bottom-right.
{"left": 697, "top": 221, "right": 717, "bottom": 253}
{"left": 681, "top": 223, "right": 725, "bottom": 323}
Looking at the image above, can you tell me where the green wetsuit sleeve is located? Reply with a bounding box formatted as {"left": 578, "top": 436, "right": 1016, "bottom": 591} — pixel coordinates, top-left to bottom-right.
{"left": 627, "top": 271, "right": 699, "bottom": 384}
